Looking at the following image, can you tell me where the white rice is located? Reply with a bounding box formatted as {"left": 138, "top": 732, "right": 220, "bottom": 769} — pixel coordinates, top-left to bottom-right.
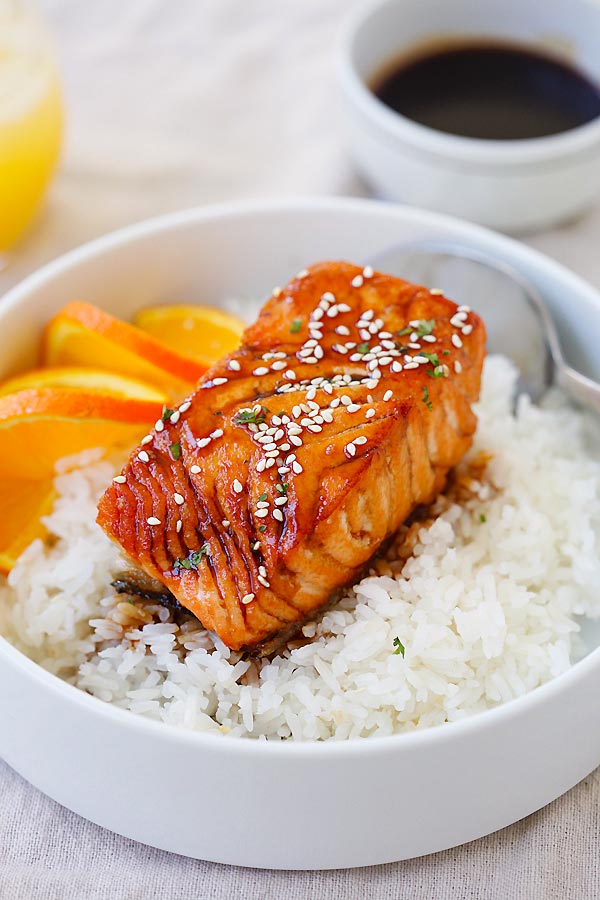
{"left": 2, "top": 355, "right": 600, "bottom": 741}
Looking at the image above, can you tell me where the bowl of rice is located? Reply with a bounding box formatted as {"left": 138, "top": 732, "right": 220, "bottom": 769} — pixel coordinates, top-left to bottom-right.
{"left": 1, "top": 198, "right": 599, "bottom": 869}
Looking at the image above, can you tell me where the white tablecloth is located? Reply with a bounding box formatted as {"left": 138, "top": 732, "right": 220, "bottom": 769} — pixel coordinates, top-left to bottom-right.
{"left": 2, "top": 1, "right": 600, "bottom": 896}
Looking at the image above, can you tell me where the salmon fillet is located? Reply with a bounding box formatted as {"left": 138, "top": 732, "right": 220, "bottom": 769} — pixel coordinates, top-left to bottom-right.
{"left": 97, "top": 261, "right": 486, "bottom": 653}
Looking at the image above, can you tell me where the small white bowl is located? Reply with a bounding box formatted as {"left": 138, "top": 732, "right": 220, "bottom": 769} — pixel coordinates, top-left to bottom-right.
{"left": 1, "top": 199, "right": 600, "bottom": 869}
{"left": 337, "top": 0, "right": 600, "bottom": 232}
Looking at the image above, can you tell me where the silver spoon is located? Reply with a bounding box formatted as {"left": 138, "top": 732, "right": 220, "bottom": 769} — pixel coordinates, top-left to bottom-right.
{"left": 370, "top": 239, "right": 600, "bottom": 413}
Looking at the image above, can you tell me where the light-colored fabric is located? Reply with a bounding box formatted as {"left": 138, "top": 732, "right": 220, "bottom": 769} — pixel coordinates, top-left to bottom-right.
{"left": 1, "top": 1, "right": 600, "bottom": 895}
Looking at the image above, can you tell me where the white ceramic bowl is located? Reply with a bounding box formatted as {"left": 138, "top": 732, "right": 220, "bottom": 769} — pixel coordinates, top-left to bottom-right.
{"left": 1, "top": 199, "right": 600, "bottom": 870}
{"left": 337, "top": 0, "right": 600, "bottom": 232}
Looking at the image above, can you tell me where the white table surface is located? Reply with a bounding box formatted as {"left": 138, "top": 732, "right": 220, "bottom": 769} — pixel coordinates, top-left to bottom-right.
{"left": 2, "top": 1, "right": 600, "bottom": 896}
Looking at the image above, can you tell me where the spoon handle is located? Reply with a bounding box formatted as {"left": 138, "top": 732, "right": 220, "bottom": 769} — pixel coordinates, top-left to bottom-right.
{"left": 558, "top": 366, "right": 600, "bottom": 415}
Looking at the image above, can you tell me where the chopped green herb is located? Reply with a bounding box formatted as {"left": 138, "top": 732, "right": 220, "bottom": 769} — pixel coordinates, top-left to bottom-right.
{"left": 479, "top": 513, "right": 487, "bottom": 523}
{"left": 393, "top": 637, "right": 405, "bottom": 657}
{"left": 234, "top": 405, "right": 269, "bottom": 426}
{"left": 259, "top": 524, "right": 267, "bottom": 532}
{"left": 427, "top": 366, "right": 446, "bottom": 379}
{"left": 396, "top": 326, "right": 412, "bottom": 337}
{"left": 395, "top": 343, "right": 411, "bottom": 353}
{"left": 356, "top": 342, "right": 370, "bottom": 354}
{"left": 290, "top": 318, "right": 302, "bottom": 333}
{"left": 276, "top": 482, "right": 288, "bottom": 494}
{"left": 415, "top": 319, "right": 436, "bottom": 337}
{"left": 421, "top": 351, "right": 440, "bottom": 368}
{"left": 213, "top": 410, "right": 223, "bottom": 416}
{"left": 442, "top": 349, "right": 450, "bottom": 356}
{"left": 170, "top": 441, "right": 181, "bottom": 460}
{"left": 161, "top": 405, "right": 175, "bottom": 422}
{"left": 422, "top": 385, "right": 433, "bottom": 412}
{"left": 173, "top": 544, "right": 209, "bottom": 572}
{"left": 258, "top": 493, "right": 267, "bottom": 502}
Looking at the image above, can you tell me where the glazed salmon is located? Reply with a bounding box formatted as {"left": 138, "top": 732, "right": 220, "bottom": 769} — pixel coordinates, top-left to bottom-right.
{"left": 97, "top": 261, "right": 486, "bottom": 653}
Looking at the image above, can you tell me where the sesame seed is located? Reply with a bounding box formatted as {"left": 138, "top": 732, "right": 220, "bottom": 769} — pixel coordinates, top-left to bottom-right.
{"left": 273, "top": 509, "right": 284, "bottom": 522}
{"left": 141, "top": 435, "right": 153, "bottom": 445}
{"left": 174, "top": 493, "right": 184, "bottom": 505}
{"left": 349, "top": 353, "right": 363, "bottom": 363}
{"left": 321, "top": 409, "right": 334, "bottom": 423}
{"left": 190, "top": 465, "right": 201, "bottom": 474}
{"left": 280, "top": 442, "right": 291, "bottom": 451}
{"left": 351, "top": 275, "right": 364, "bottom": 288}
{"left": 381, "top": 339, "right": 396, "bottom": 350}
{"left": 304, "top": 356, "right": 318, "bottom": 364}
{"left": 228, "top": 359, "right": 241, "bottom": 372}
{"left": 241, "top": 593, "right": 255, "bottom": 605}
{"left": 345, "top": 442, "right": 356, "bottom": 457}
{"left": 414, "top": 356, "right": 429, "bottom": 364}
{"left": 257, "top": 501, "right": 269, "bottom": 509}
{"left": 379, "top": 356, "right": 393, "bottom": 366}
{"left": 330, "top": 398, "right": 341, "bottom": 408}
{"left": 278, "top": 466, "right": 290, "bottom": 475}
{"left": 256, "top": 459, "right": 266, "bottom": 473}
{"left": 321, "top": 291, "right": 335, "bottom": 302}
{"left": 297, "top": 268, "right": 309, "bottom": 278}
{"left": 271, "top": 360, "right": 286, "bottom": 371}
{"left": 197, "top": 437, "right": 211, "bottom": 449}
{"left": 170, "top": 411, "right": 180, "bottom": 424}
{"left": 430, "top": 288, "right": 443, "bottom": 295}
{"left": 262, "top": 442, "right": 277, "bottom": 452}
{"left": 422, "top": 335, "right": 436, "bottom": 343}
{"left": 155, "top": 420, "right": 164, "bottom": 432}
{"left": 366, "top": 408, "right": 375, "bottom": 418}
{"left": 333, "top": 344, "right": 348, "bottom": 355}
{"left": 275, "top": 496, "right": 288, "bottom": 506}
{"left": 253, "top": 367, "right": 269, "bottom": 376}
{"left": 383, "top": 390, "right": 393, "bottom": 401}
{"left": 258, "top": 575, "right": 270, "bottom": 588}
{"left": 347, "top": 404, "right": 360, "bottom": 413}
{"left": 176, "top": 520, "right": 182, "bottom": 533}
{"left": 363, "top": 265, "right": 374, "bottom": 278}
{"left": 454, "top": 360, "right": 463, "bottom": 373}
{"left": 314, "top": 346, "right": 324, "bottom": 359}
{"left": 289, "top": 435, "right": 303, "bottom": 447}
{"left": 359, "top": 329, "right": 371, "bottom": 341}
{"left": 354, "top": 435, "right": 368, "bottom": 445}
{"left": 138, "top": 451, "right": 150, "bottom": 463}
{"left": 210, "top": 429, "right": 224, "bottom": 439}
{"left": 391, "top": 362, "right": 403, "bottom": 373}
{"left": 265, "top": 458, "right": 276, "bottom": 469}
{"left": 408, "top": 342, "right": 421, "bottom": 350}
{"left": 272, "top": 415, "right": 282, "bottom": 426}
{"left": 256, "top": 508, "right": 269, "bottom": 518}
{"left": 292, "top": 461, "right": 303, "bottom": 474}
{"left": 252, "top": 542, "right": 261, "bottom": 550}
{"left": 286, "top": 453, "right": 297, "bottom": 463}
{"left": 366, "top": 379, "right": 379, "bottom": 389}
{"left": 113, "top": 475, "right": 126, "bottom": 484}
{"left": 147, "top": 516, "right": 161, "bottom": 526}
{"left": 306, "top": 387, "right": 317, "bottom": 400}
{"left": 461, "top": 324, "right": 473, "bottom": 335}
{"left": 307, "top": 423, "right": 323, "bottom": 432}
{"left": 222, "top": 519, "right": 230, "bottom": 527}
{"left": 326, "top": 306, "right": 339, "bottom": 318}
{"left": 335, "top": 325, "right": 350, "bottom": 336}
{"left": 233, "top": 479, "right": 243, "bottom": 493}
{"left": 363, "top": 309, "right": 374, "bottom": 321}
{"left": 284, "top": 369, "right": 296, "bottom": 381}
{"left": 212, "top": 377, "right": 228, "bottom": 386}
{"left": 312, "top": 308, "right": 324, "bottom": 321}
{"left": 452, "top": 334, "right": 463, "bottom": 348}
{"left": 458, "top": 305, "right": 471, "bottom": 313}
{"left": 404, "top": 362, "right": 419, "bottom": 370}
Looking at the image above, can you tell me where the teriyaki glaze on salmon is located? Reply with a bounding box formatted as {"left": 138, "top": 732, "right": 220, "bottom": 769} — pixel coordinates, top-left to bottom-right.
{"left": 97, "top": 261, "right": 486, "bottom": 654}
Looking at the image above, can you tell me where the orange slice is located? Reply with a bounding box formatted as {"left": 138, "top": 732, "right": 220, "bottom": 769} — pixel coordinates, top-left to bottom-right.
{"left": 42, "top": 302, "right": 207, "bottom": 399}
{"left": 0, "top": 387, "right": 161, "bottom": 480}
{"left": 134, "top": 304, "right": 245, "bottom": 368}
{"left": 0, "top": 366, "right": 169, "bottom": 403}
{"left": 0, "top": 477, "right": 56, "bottom": 574}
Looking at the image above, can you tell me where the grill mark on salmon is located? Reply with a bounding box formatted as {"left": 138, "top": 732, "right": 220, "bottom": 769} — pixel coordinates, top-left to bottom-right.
{"left": 98, "top": 261, "right": 486, "bottom": 653}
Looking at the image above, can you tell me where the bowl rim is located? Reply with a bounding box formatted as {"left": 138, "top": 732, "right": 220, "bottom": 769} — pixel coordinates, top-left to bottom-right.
{"left": 337, "top": 0, "right": 600, "bottom": 169}
{"left": 1, "top": 194, "right": 599, "bottom": 758}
